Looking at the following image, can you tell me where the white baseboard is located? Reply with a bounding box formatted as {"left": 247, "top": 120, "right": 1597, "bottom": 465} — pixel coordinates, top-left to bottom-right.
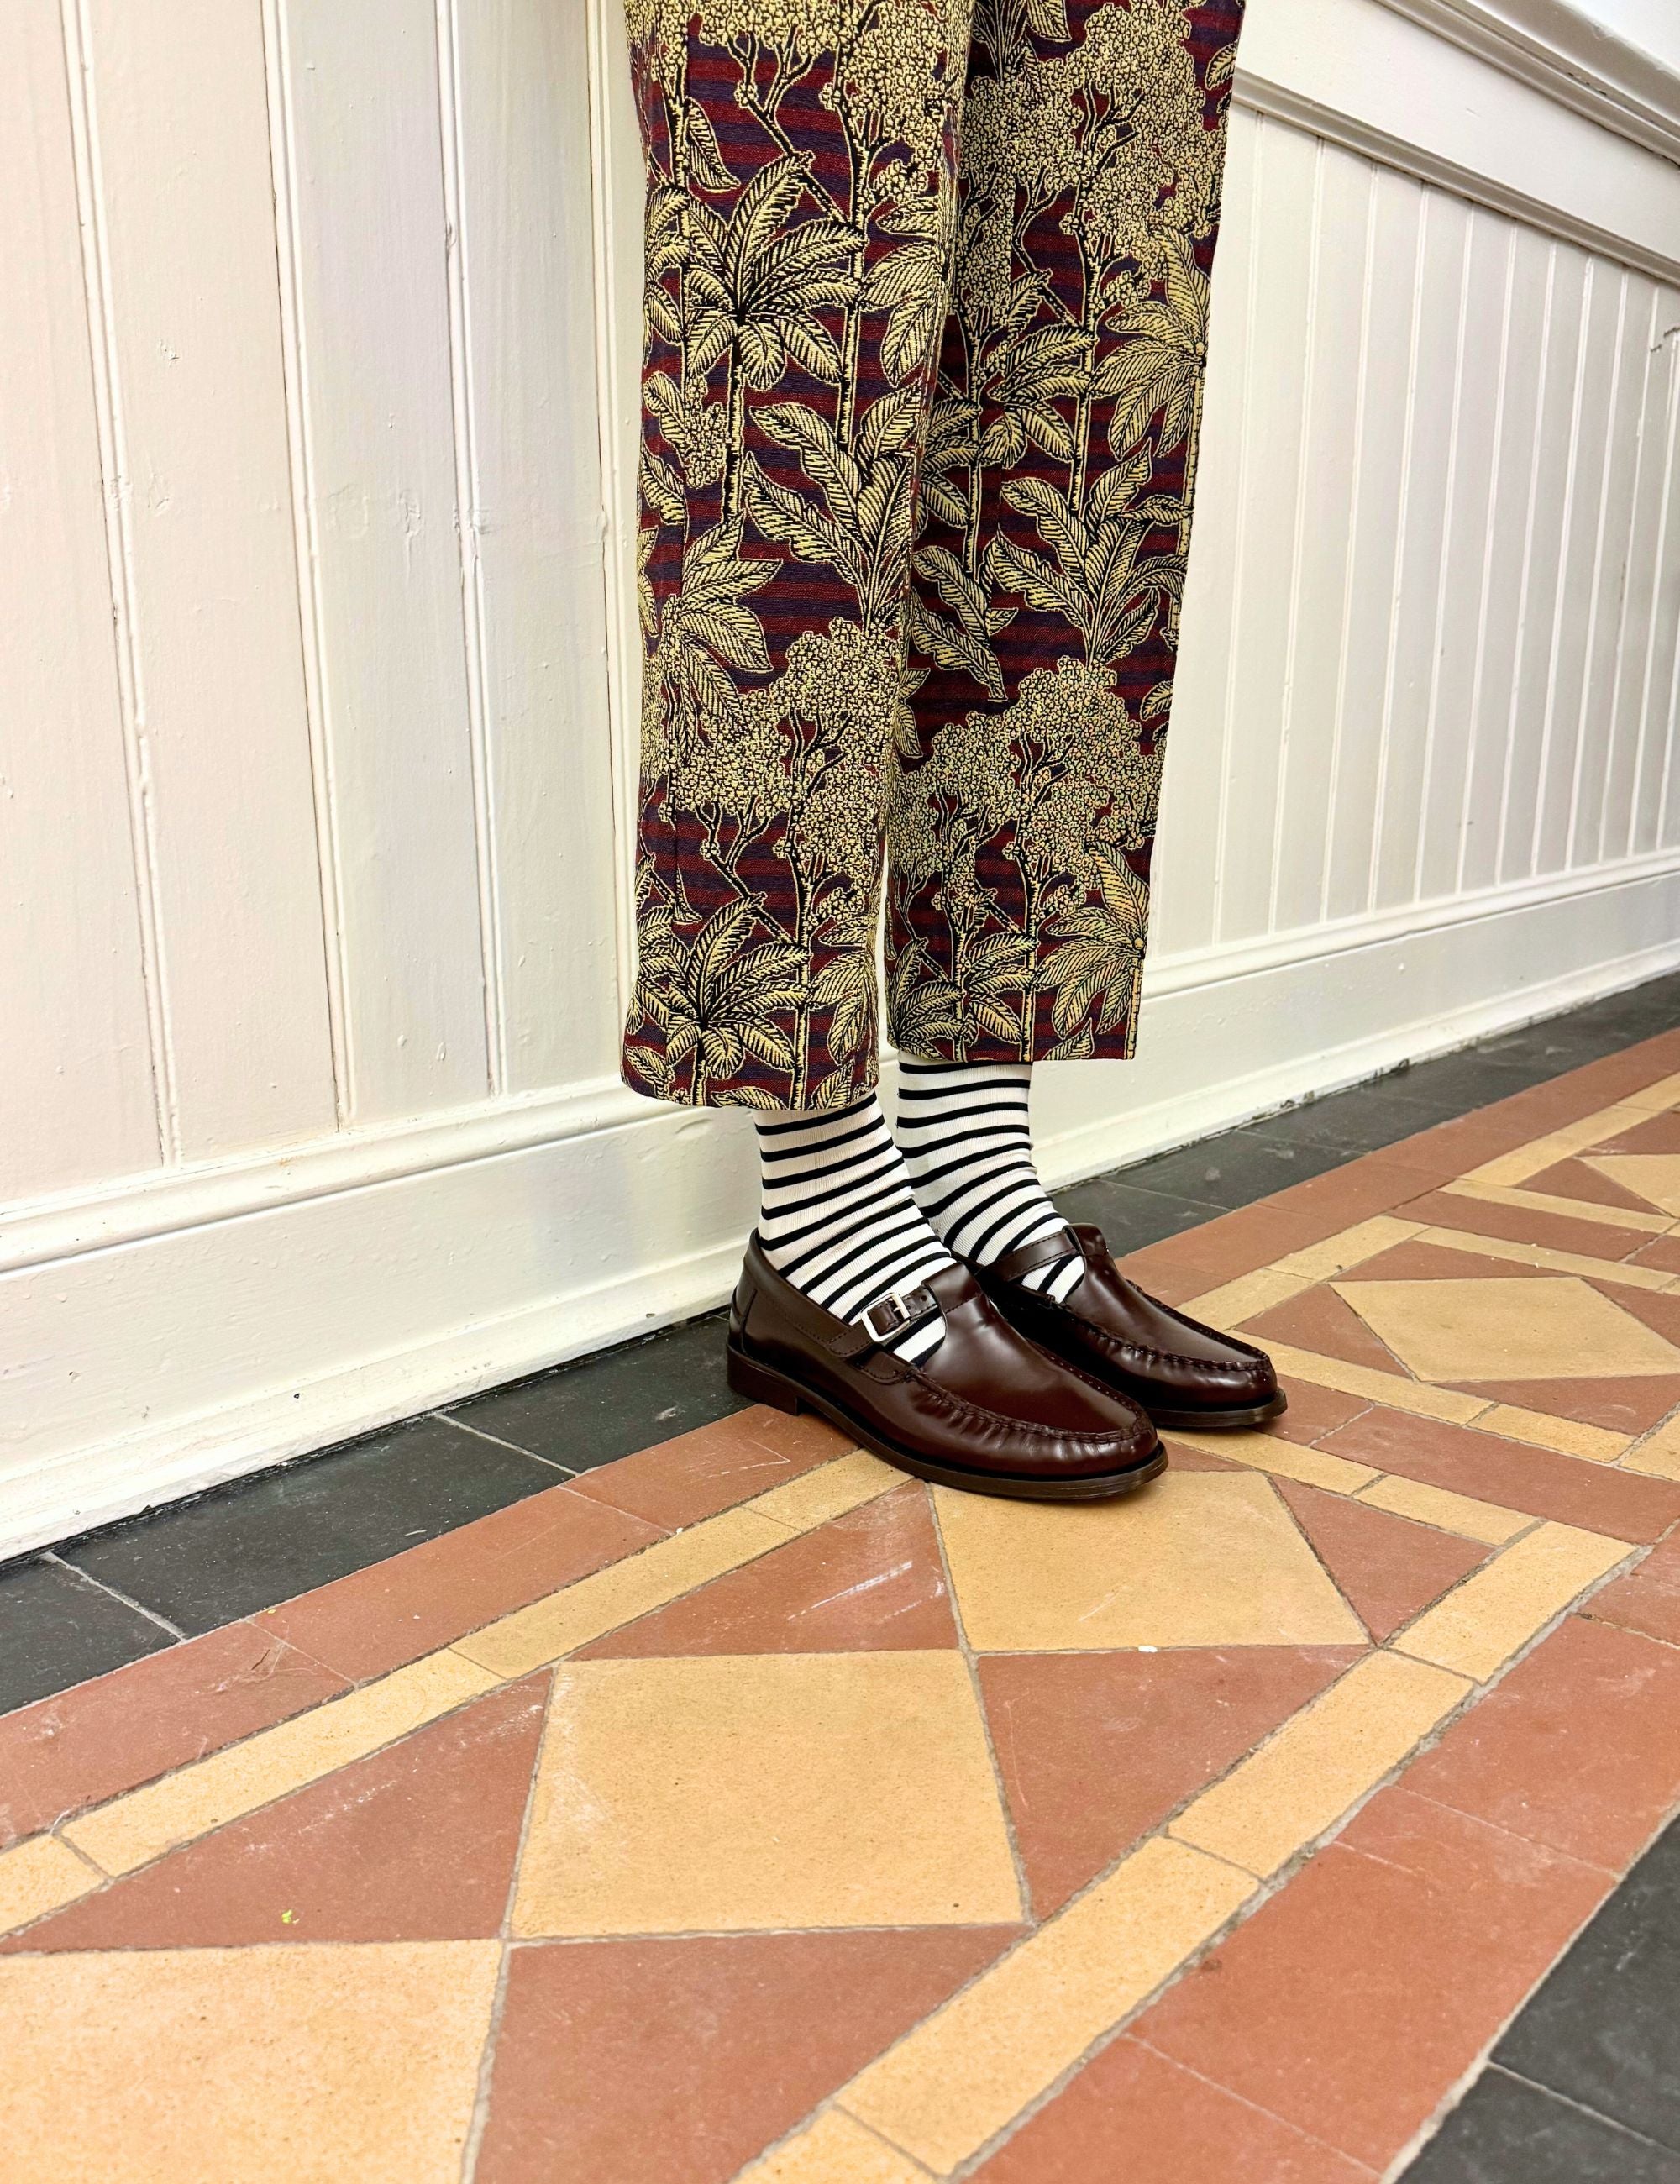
{"left": 6, "top": 858, "right": 1679, "bottom": 1561}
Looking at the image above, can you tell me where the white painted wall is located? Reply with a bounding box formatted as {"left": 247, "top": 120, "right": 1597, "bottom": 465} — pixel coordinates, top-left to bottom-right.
{"left": 3, "top": 0, "right": 1678, "bottom": 1556}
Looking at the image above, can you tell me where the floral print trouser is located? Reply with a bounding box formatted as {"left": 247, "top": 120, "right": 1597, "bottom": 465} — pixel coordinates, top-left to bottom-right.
{"left": 621, "top": 0, "right": 1245, "bottom": 1109}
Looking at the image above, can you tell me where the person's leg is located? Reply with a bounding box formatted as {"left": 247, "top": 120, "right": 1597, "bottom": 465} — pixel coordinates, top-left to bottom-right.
{"left": 886, "top": 0, "right": 1245, "bottom": 1063}
{"left": 617, "top": 0, "right": 972, "bottom": 1114}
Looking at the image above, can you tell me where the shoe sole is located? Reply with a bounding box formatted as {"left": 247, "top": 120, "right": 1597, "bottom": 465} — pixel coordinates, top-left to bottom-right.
{"left": 1146, "top": 1392, "right": 1289, "bottom": 1431}
{"left": 726, "top": 1341, "right": 1168, "bottom": 1503}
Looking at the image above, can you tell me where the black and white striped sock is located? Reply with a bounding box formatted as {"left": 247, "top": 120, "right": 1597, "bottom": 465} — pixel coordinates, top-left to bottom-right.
{"left": 754, "top": 1096, "right": 957, "bottom": 1364}
{"left": 895, "top": 1060, "right": 1083, "bottom": 1303}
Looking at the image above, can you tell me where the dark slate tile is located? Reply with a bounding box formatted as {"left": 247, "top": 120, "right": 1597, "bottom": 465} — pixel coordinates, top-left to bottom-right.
{"left": 445, "top": 1309, "right": 743, "bottom": 1476}
{"left": 1244, "top": 1082, "right": 1457, "bottom": 1157}
{"left": 1053, "top": 1175, "right": 1226, "bottom": 1249}
{"left": 1494, "top": 1817, "right": 1680, "bottom": 2153}
{"left": 1111, "top": 1126, "right": 1355, "bottom": 1211}
{"left": 0, "top": 1557, "right": 172, "bottom": 1714}
{"left": 1380, "top": 1047, "right": 1562, "bottom": 1114}
{"left": 59, "top": 1415, "right": 561, "bottom": 1636}
{"left": 1404, "top": 2067, "right": 1680, "bottom": 2184}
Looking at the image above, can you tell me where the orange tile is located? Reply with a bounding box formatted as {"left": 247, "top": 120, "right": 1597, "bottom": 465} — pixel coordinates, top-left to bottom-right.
{"left": 1273, "top": 1480, "right": 1488, "bottom": 1641}
{"left": 1525, "top": 1155, "right": 1664, "bottom": 1210}
{"left": 5, "top": 1674, "right": 549, "bottom": 1954}
{"left": 1626, "top": 1234, "right": 1680, "bottom": 1273}
{"left": 1401, "top": 1614, "right": 1680, "bottom": 1870}
{"left": 973, "top": 2034, "right": 1377, "bottom": 2183}
{"left": 1241, "top": 1288, "right": 1410, "bottom": 1378}
{"left": 568, "top": 1407, "right": 850, "bottom": 1530}
{"left": 1589, "top": 1284, "right": 1680, "bottom": 1346}
{"left": 1319, "top": 1408, "right": 1680, "bottom": 1543}
{"left": 1596, "top": 1109, "right": 1680, "bottom": 1154}
{"left": 579, "top": 1483, "right": 957, "bottom": 1658}
{"left": 0, "top": 1622, "right": 346, "bottom": 1851}
{"left": 1394, "top": 1191, "right": 1648, "bottom": 1263}
{"left": 475, "top": 1930, "right": 1016, "bottom": 2184}
{"left": 1339, "top": 1240, "right": 1555, "bottom": 1284}
{"left": 1137, "top": 1787, "right": 1611, "bottom": 2171}
{"left": 1447, "top": 1375, "right": 1680, "bottom": 1436}
{"left": 257, "top": 1481, "right": 660, "bottom": 1681}
{"left": 978, "top": 1648, "right": 1361, "bottom": 1916}
{"left": 1588, "top": 1531, "right": 1680, "bottom": 1647}
{"left": 1273, "top": 1380, "right": 1374, "bottom": 1445}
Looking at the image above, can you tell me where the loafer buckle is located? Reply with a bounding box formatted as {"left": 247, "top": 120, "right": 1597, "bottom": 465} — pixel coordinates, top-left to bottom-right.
{"left": 859, "top": 1284, "right": 939, "bottom": 1347}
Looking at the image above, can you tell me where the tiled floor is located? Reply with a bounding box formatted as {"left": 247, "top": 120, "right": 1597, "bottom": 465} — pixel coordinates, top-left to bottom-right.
{"left": 5, "top": 981, "right": 1680, "bottom": 2178}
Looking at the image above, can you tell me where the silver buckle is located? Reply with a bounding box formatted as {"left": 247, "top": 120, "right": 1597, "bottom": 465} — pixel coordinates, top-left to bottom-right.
{"left": 859, "top": 1284, "right": 938, "bottom": 1347}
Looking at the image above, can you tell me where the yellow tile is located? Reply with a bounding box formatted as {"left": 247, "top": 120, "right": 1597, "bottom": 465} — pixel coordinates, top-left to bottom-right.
{"left": 934, "top": 1471, "right": 1364, "bottom": 1653}
{"left": 0, "top": 1835, "right": 99, "bottom": 1935}
{"left": 750, "top": 1448, "right": 901, "bottom": 1531}
{"left": 63, "top": 1647, "right": 496, "bottom": 1877}
{"left": 454, "top": 1503, "right": 791, "bottom": 1677}
{"left": 1414, "top": 1226, "right": 1676, "bottom": 1291}
{"left": 1168, "top": 1651, "right": 1469, "bottom": 1877}
{"left": 1479, "top": 1404, "right": 1629, "bottom": 1463}
{"left": 0, "top": 1941, "right": 497, "bottom": 2181}
{"left": 839, "top": 1836, "right": 1253, "bottom": 2175}
{"left": 1270, "top": 1215, "right": 1426, "bottom": 1283}
{"left": 1166, "top": 1429, "right": 1381, "bottom": 1497}
{"left": 1465, "top": 1102, "right": 1655, "bottom": 1186}
{"left": 1395, "top": 1523, "right": 1634, "bottom": 1680}
{"left": 1624, "top": 1070, "right": 1680, "bottom": 1113}
{"left": 738, "top": 2112, "right": 934, "bottom": 2183}
{"left": 1177, "top": 1268, "right": 1312, "bottom": 1327}
{"left": 511, "top": 1651, "right": 1021, "bottom": 1936}
{"left": 1443, "top": 1179, "right": 1666, "bottom": 1234}
{"left": 1623, "top": 1415, "right": 1680, "bottom": 1480}
{"left": 1353, "top": 1473, "right": 1531, "bottom": 1546}
{"left": 1336, "top": 1275, "right": 1680, "bottom": 1383}
{"left": 1256, "top": 1342, "right": 1488, "bottom": 1424}
{"left": 1586, "top": 1153, "right": 1680, "bottom": 1216}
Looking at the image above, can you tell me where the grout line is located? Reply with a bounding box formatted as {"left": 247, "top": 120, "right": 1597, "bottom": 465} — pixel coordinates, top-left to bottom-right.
{"left": 432, "top": 1412, "right": 580, "bottom": 1478}
{"left": 39, "top": 1553, "right": 187, "bottom": 1643}
{"left": 1483, "top": 2061, "right": 1680, "bottom": 2153}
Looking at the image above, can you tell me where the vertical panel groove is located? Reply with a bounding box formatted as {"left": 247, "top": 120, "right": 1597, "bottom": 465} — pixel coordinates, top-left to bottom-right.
{"left": 1317, "top": 173, "right": 1380, "bottom": 925}
{"left": 1562, "top": 267, "right": 1629, "bottom": 869}
{"left": 1491, "top": 239, "right": 1558, "bottom": 882}
{"left": 260, "top": 0, "right": 352, "bottom": 1130}
{"left": 57, "top": 0, "right": 174, "bottom": 1165}
{"left": 1412, "top": 204, "right": 1476, "bottom": 901}
{"left": 436, "top": 0, "right": 504, "bottom": 1097}
{"left": 1455, "top": 227, "right": 1519, "bottom": 893}
{"left": 585, "top": 0, "right": 640, "bottom": 1020}
{"left": 1630, "top": 323, "right": 1680, "bottom": 853}
{"left": 1266, "top": 134, "right": 1326, "bottom": 937}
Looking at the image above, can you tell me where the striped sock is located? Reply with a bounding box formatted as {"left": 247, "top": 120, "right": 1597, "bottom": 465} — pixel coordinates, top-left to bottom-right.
{"left": 754, "top": 1096, "right": 958, "bottom": 1364}
{"left": 895, "top": 1060, "right": 1083, "bottom": 1303}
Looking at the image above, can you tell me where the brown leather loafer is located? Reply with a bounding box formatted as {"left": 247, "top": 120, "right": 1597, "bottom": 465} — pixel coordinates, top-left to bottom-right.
{"left": 970, "top": 1226, "right": 1286, "bottom": 1432}
{"left": 726, "top": 1236, "right": 1165, "bottom": 1500}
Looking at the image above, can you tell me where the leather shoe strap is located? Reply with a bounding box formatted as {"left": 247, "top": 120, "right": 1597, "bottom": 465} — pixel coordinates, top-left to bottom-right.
{"left": 990, "top": 1227, "right": 1084, "bottom": 1284}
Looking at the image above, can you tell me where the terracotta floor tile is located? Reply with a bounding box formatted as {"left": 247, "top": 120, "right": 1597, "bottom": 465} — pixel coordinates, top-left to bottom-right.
{"left": 1241, "top": 1287, "right": 1410, "bottom": 1378}
{"left": 568, "top": 1406, "right": 850, "bottom": 1530}
{"left": 512, "top": 1651, "right": 1021, "bottom": 1935}
{"left": 8, "top": 1673, "right": 549, "bottom": 1954}
{"left": 1340, "top": 1239, "right": 1556, "bottom": 1284}
{"left": 1595, "top": 1109, "right": 1680, "bottom": 1154}
{"left": 0, "top": 1940, "right": 500, "bottom": 2181}
{"left": 0, "top": 1620, "right": 347, "bottom": 1849}
{"left": 1401, "top": 1614, "right": 1680, "bottom": 1869}
{"left": 257, "top": 1482, "right": 661, "bottom": 1681}
{"left": 973, "top": 2034, "right": 1377, "bottom": 2184}
{"left": 1525, "top": 1155, "right": 1664, "bottom": 1210}
{"left": 1273, "top": 1480, "right": 1489, "bottom": 1641}
{"left": 1336, "top": 1274, "right": 1680, "bottom": 1384}
{"left": 1394, "top": 1523, "right": 1630, "bottom": 1682}
{"left": 1588, "top": 1531, "right": 1680, "bottom": 1646}
{"left": 1586, "top": 1150, "right": 1680, "bottom": 1215}
{"left": 1273, "top": 1379, "right": 1376, "bottom": 1444}
{"left": 1449, "top": 1373, "right": 1680, "bottom": 1436}
{"left": 1590, "top": 1282, "right": 1680, "bottom": 1345}
{"left": 737, "top": 2109, "right": 936, "bottom": 2182}
{"left": 1319, "top": 1408, "right": 1680, "bottom": 1542}
{"left": 1138, "top": 1788, "right": 1611, "bottom": 2170}
{"left": 580, "top": 1483, "right": 956, "bottom": 1659}
{"left": 475, "top": 1929, "right": 1013, "bottom": 2184}
{"left": 979, "top": 1646, "right": 1360, "bottom": 1915}
{"left": 1394, "top": 1190, "right": 1649, "bottom": 1262}
{"left": 1625, "top": 1233, "right": 1680, "bottom": 1273}
{"left": 936, "top": 1472, "right": 1364, "bottom": 1653}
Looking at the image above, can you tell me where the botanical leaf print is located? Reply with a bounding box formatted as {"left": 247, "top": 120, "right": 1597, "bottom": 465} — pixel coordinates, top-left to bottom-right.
{"left": 621, "top": 0, "right": 1243, "bottom": 1106}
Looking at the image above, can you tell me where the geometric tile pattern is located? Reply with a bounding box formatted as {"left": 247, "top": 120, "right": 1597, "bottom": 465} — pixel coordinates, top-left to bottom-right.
{"left": 3, "top": 1032, "right": 1680, "bottom": 2179}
